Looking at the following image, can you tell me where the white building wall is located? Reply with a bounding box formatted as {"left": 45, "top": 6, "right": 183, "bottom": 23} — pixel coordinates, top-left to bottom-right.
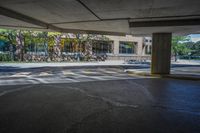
{"left": 102, "top": 35, "right": 152, "bottom": 60}
{"left": 106, "top": 35, "right": 144, "bottom": 56}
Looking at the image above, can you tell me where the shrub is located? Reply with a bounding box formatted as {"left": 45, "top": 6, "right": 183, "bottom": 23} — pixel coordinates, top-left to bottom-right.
{"left": 0, "top": 53, "right": 12, "bottom": 61}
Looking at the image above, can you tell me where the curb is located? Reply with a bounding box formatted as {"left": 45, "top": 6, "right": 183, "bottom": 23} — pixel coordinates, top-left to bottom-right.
{"left": 126, "top": 70, "right": 200, "bottom": 81}
{"left": 162, "top": 75, "right": 200, "bottom": 81}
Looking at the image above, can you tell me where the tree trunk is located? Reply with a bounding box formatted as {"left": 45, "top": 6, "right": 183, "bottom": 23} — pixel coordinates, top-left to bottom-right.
{"left": 16, "top": 31, "right": 25, "bottom": 61}
{"left": 175, "top": 52, "right": 177, "bottom": 62}
{"left": 8, "top": 33, "right": 15, "bottom": 61}
{"left": 53, "top": 35, "right": 62, "bottom": 61}
{"left": 9, "top": 43, "right": 14, "bottom": 61}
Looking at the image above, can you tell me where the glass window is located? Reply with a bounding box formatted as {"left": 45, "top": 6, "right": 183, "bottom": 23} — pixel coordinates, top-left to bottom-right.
{"left": 119, "top": 41, "right": 136, "bottom": 54}
{"left": 145, "top": 45, "right": 152, "bottom": 55}
{"left": 92, "top": 41, "right": 113, "bottom": 54}
{"left": 64, "top": 42, "right": 73, "bottom": 53}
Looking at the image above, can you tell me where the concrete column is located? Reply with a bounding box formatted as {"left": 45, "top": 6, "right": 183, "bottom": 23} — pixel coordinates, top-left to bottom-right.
{"left": 113, "top": 40, "right": 119, "bottom": 55}
{"left": 136, "top": 39, "right": 143, "bottom": 56}
{"left": 151, "top": 33, "right": 172, "bottom": 75}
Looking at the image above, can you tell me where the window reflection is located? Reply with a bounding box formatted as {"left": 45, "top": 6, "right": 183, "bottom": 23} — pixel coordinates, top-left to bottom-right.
{"left": 119, "top": 41, "right": 136, "bottom": 54}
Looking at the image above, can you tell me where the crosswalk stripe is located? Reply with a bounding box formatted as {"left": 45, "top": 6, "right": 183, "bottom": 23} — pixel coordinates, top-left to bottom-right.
{"left": 0, "top": 69, "right": 144, "bottom": 86}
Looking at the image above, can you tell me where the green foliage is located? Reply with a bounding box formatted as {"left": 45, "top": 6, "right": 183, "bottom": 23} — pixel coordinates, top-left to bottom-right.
{"left": 171, "top": 36, "right": 200, "bottom": 61}
{"left": 171, "top": 36, "right": 191, "bottom": 56}
{"left": 0, "top": 29, "right": 17, "bottom": 45}
{"left": 186, "top": 41, "right": 200, "bottom": 56}
{"left": 0, "top": 53, "right": 12, "bottom": 61}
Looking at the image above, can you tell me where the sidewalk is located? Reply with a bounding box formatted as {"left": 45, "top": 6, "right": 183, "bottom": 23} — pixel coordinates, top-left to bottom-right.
{"left": 0, "top": 60, "right": 149, "bottom": 69}
{"left": 0, "top": 59, "right": 199, "bottom": 68}
{"left": 171, "top": 59, "right": 200, "bottom": 65}
{"left": 0, "top": 60, "right": 124, "bottom": 68}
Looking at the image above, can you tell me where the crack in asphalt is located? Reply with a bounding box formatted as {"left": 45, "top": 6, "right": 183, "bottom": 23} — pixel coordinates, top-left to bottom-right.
{"left": 48, "top": 85, "right": 139, "bottom": 109}
{"left": 127, "top": 80, "right": 155, "bottom": 102}
{"left": 48, "top": 84, "right": 200, "bottom": 117}
{"left": 126, "top": 81, "right": 200, "bottom": 115}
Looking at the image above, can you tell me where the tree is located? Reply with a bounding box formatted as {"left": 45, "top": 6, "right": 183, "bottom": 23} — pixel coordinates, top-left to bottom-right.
{"left": 15, "top": 30, "right": 26, "bottom": 61}
{"left": 171, "top": 36, "right": 191, "bottom": 61}
{"left": 0, "top": 29, "right": 17, "bottom": 61}
{"left": 187, "top": 41, "right": 200, "bottom": 56}
{"left": 0, "top": 28, "right": 112, "bottom": 62}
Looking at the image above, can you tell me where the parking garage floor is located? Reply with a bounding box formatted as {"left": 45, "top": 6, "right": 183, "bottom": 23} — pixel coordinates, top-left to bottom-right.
{"left": 0, "top": 67, "right": 200, "bottom": 133}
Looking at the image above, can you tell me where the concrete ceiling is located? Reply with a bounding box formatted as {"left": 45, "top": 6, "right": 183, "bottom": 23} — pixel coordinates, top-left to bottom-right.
{"left": 0, "top": 0, "right": 200, "bottom": 35}
{"left": 0, "top": 15, "right": 43, "bottom": 29}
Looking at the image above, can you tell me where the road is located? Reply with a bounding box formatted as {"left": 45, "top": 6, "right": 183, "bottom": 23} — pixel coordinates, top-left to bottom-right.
{"left": 0, "top": 66, "right": 148, "bottom": 86}
{"left": 0, "top": 63, "right": 200, "bottom": 86}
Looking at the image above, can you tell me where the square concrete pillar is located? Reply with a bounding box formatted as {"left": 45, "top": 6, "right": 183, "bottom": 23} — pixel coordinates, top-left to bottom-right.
{"left": 113, "top": 40, "right": 119, "bottom": 55}
{"left": 136, "top": 40, "right": 143, "bottom": 56}
{"left": 151, "top": 33, "right": 172, "bottom": 75}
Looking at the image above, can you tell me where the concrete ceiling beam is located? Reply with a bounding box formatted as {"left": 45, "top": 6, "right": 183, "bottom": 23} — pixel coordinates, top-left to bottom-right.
{"left": 129, "top": 18, "right": 200, "bottom": 27}
{"left": 0, "top": 6, "right": 62, "bottom": 31}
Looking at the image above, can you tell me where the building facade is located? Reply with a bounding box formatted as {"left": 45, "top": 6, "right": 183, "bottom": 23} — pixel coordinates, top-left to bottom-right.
{"left": 143, "top": 37, "right": 152, "bottom": 55}
{"left": 63, "top": 34, "right": 152, "bottom": 61}
{"left": 103, "top": 35, "right": 152, "bottom": 60}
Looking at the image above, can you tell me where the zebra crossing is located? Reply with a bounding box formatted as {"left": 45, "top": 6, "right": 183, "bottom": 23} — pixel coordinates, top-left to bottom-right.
{"left": 0, "top": 68, "right": 143, "bottom": 86}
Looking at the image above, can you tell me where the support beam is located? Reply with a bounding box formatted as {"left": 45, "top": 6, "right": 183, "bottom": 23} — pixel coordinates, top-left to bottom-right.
{"left": 0, "top": 6, "right": 63, "bottom": 31}
{"left": 60, "top": 28, "right": 126, "bottom": 36}
{"left": 129, "top": 18, "right": 200, "bottom": 27}
{"left": 0, "top": 6, "right": 125, "bottom": 35}
{"left": 151, "top": 33, "right": 172, "bottom": 75}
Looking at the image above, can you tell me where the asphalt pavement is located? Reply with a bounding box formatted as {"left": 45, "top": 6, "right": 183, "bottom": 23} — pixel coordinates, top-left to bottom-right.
{"left": 0, "top": 78, "right": 200, "bottom": 133}
{"left": 0, "top": 63, "right": 200, "bottom": 133}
